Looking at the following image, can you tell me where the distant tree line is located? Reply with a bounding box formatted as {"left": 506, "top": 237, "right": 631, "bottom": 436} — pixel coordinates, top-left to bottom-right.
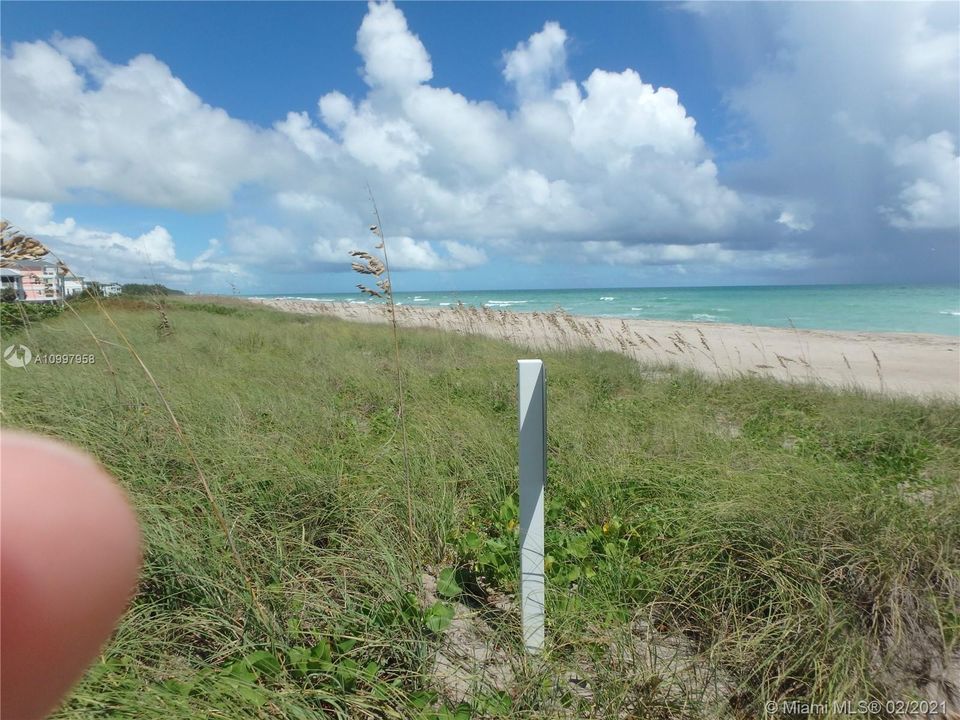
{"left": 120, "top": 283, "right": 185, "bottom": 296}
{"left": 1, "top": 281, "right": 185, "bottom": 305}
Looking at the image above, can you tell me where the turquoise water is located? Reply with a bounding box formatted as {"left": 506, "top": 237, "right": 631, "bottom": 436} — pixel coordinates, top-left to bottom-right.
{"left": 254, "top": 285, "right": 960, "bottom": 336}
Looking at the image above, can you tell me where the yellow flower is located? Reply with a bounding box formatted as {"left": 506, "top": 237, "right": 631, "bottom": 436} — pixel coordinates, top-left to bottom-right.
{"left": 507, "top": 519, "right": 517, "bottom": 531}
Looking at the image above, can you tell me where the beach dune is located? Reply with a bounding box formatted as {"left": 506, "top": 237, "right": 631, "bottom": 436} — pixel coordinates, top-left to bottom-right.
{"left": 253, "top": 299, "right": 959, "bottom": 400}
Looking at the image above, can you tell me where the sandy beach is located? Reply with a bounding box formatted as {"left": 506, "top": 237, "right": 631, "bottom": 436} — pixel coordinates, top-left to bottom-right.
{"left": 252, "top": 298, "right": 960, "bottom": 400}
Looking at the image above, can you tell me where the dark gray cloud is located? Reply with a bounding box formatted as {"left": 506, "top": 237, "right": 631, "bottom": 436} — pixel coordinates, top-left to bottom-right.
{"left": 693, "top": 1, "right": 959, "bottom": 283}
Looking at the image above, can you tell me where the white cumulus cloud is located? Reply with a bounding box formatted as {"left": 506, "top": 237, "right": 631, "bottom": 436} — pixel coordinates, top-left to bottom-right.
{"left": 2, "top": 1, "right": 779, "bottom": 286}
{"left": 0, "top": 198, "right": 241, "bottom": 286}
{"left": 303, "top": 1, "right": 743, "bottom": 250}
{"left": 503, "top": 21, "right": 568, "bottom": 99}
{"left": 882, "top": 132, "right": 960, "bottom": 230}
{"left": 0, "top": 39, "right": 302, "bottom": 212}
{"left": 355, "top": 0, "right": 432, "bottom": 90}
{"left": 776, "top": 210, "right": 814, "bottom": 233}
{"left": 313, "top": 235, "right": 486, "bottom": 271}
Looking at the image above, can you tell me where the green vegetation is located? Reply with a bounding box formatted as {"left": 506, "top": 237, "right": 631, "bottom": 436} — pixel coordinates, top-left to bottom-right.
{"left": 1, "top": 298, "right": 957, "bottom": 718}
{"left": 0, "top": 300, "right": 64, "bottom": 330}
{"left": 120, "top": 283, "right": 186, "bottom": 296}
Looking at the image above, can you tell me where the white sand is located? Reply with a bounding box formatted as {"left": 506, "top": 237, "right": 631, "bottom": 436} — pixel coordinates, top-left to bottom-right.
{"left": 252, "top": 298, "right": 960, "bottom": 400}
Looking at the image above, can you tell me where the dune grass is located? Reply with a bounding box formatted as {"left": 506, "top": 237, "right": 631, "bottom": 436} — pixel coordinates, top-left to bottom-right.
{"left": 1, "top": 297, "right": 957, "bottom": 718}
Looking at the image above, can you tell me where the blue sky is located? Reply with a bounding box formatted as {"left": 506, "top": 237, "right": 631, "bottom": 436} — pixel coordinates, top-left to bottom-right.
{"left": 1, "top": 1, "right": 957, "bottom": 293}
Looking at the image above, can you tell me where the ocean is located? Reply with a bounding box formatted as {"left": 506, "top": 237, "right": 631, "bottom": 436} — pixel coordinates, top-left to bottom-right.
{"left": 252, "top": 284, "right": 960, "bottom": 336}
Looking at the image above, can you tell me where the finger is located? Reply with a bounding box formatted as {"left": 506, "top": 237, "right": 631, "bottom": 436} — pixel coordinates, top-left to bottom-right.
{"left": 1, "top": 431, "right": 141, "bottom": 720}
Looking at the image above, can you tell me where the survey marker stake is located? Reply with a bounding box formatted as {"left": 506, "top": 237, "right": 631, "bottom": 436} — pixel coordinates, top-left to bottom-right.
{"left": 518, "top": 359, "right": 546, "bottom": 653}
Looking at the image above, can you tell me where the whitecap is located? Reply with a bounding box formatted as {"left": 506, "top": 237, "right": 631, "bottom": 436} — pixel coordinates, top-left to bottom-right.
{"left": 485, "top": 300, "right": 528, "bottom": 306}
{"left": 600, "top": 296, "right": 615, "bottom": 301}
{"left": 439, "top": 302, "right": 451, "bottom": 306}
{"left": 413, "top": 297, "right": 429, "bottom": 302}
{"left": 692, "top": 313, "right": 717, "bottom": 322}
{"left": 938, "top": 310, "right": 960, "bottom": 316}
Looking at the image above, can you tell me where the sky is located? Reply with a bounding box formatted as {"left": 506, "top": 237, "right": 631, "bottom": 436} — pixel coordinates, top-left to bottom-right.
{"left": 1, "top": 1, "right": 958, "bottom": 294}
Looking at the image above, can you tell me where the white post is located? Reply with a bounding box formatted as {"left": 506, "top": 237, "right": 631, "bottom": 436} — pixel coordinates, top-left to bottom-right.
{"left": 518, "top": 359, "right": 546, "bottom": 653}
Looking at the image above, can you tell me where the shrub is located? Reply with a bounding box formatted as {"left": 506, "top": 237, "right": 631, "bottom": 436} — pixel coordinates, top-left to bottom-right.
{"left": 0, "top": 301, "right": 63, "bottom": 331}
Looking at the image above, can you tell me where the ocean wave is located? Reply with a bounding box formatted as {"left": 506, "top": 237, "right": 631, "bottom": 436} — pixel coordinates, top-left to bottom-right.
{"left": 291, "top": 296, "right": 335, "bottom": 302}
{"left": 939, "top": 310, "right": 960, "bottom": 316}
{"left": 692, "top": 313, "right": 718, "bottom": 322}
{"left": 630, "top": 307, "right": 644, "bottom": 311}
{"left": 439, "top": 302, "right": 451, "bottom": 306}
{"left": 600, "top": 296, "right": 615, "bottom": 301}
{"left": 413, "top": 297, "right": 429, "bottom": 302}
{"left": 485, "top": 300, "right": 528, "bottom": 306}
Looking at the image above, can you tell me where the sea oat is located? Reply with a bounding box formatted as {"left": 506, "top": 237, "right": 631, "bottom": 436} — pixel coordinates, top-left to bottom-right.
{"left": 1, "top": 219, "right": 51, "bottom": 265}
{"left": 350, "top": 187, "right": 415, "bottom": 542}
{"left": 697, "top": 328, "right": 711, "bottom": 352}
{"left": 155, "top": 300, "right": 173, "bottom": 339}
{"left": 775, "top": 353, "right": 792, "bottom": 369}
{"left": 871, "top": 349, "right": 884, "bottom": 391}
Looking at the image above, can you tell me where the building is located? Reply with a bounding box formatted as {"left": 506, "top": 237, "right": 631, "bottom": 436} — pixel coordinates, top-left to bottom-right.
{"left": 0, "top": 267, "right": 25, "bottom": 300}
{"left": 101, "top": 283, "right": 122, "bottom": 297}
{"left": 63, "top": 274, "right": 86, "bottom": 297}
{"left": 8, "top": 260, "right": 65, "bottom": 303}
